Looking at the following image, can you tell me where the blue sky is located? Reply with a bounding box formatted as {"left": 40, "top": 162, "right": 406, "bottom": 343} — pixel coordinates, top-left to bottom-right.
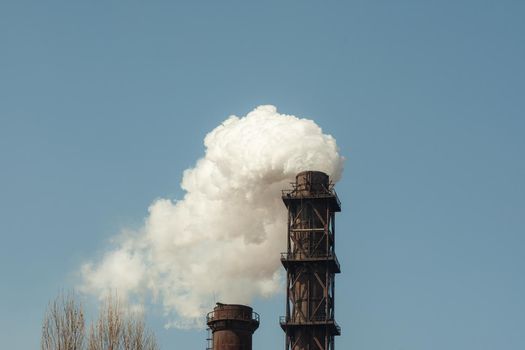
{"left": 1, "top": 1, "right": 524, "bottom": 349}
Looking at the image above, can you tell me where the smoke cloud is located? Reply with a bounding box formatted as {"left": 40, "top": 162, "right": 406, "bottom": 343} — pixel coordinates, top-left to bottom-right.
{"left": 80, "top": 105, "right": 344, "bottom": 328}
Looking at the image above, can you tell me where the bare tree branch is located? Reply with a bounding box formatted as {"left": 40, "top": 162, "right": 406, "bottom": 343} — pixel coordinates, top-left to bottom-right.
{"left": 41, "top": 292, "right": 85, "bottom": 350}
{"left": 88, "top": 294, "right": 159, "bottom": 350}
{"left": 42, "top": 292, "right": 159, "bottom": 350}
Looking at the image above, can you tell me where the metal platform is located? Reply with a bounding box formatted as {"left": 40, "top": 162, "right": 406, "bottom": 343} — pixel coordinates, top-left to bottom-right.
{"left": 280, "top": 252, "right": 341, "bottom": 273}
{"left": 279, "top": 316, "right": 341, "bottom": 336}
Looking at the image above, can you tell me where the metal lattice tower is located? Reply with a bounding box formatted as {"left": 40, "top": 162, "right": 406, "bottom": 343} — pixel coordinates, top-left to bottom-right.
{"left": 280, "top": 171, "right": 341, "bottom": 350}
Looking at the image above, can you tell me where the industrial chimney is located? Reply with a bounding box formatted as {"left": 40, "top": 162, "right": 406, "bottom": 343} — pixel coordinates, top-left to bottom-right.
{"left": 280, "top": 171, "right": 341, "bottom": 350}
{"left": 206, "top": 303, "right": 260, "bottom": 350}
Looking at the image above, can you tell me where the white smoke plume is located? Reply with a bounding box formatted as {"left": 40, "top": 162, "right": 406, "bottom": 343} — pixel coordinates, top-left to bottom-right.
{"left": 80, "top": 105, "right": 344, "bottom": 328}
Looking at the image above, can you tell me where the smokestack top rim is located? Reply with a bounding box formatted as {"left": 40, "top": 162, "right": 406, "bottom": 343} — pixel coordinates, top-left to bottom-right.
{"left": 295, "top": 170, "right": 329, "bottom": 178}
{"left": 213, "top": 302, "right": 253, "bottom": 311}
{"left": 206, "top": 303, "right": 260, "bottom": 327}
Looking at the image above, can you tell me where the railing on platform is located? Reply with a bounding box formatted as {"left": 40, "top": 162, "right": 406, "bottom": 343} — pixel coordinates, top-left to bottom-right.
{"left": 280, "top": 252, "right": 340, "bottom": 267}
{"left": 281, "top": 186, "right": 341, "bottom": 209}
{"left": 279, "top": 315, "right": 340, "bottom": 333}
{"left": 206, "top": 310, "right": 260, "bottom": 324}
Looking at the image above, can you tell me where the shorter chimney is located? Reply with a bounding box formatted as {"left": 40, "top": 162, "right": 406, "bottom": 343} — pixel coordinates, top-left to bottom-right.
{"left": 206, "top": 303, "right": 260, "bottom": 350}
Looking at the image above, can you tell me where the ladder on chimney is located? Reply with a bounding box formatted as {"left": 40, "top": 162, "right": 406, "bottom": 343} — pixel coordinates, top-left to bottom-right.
{"left": 205, "top": 327, "right": 212, "bottom": 350}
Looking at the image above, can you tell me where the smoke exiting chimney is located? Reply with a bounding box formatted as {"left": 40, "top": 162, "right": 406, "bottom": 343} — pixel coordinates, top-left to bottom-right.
{"left": 80, "top": 105, "right": 344, "bottom": 328}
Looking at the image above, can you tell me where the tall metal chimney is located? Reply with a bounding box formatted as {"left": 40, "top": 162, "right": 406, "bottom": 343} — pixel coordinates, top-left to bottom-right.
{"left": 206, "top": 303, "right": 260, "bottom": 350}
{"left": 280, "top": 171, "right": 341, "bottom": 350}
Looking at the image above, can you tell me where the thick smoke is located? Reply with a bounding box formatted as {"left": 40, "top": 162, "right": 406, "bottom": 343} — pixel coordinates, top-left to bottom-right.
{"left": 80, "top": 105, "right": 344, "bottom": 328}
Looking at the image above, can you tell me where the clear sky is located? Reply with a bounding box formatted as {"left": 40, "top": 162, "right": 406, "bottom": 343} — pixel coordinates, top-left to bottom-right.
{"left": 1, "top": 1, "right": 524, "bottom": 349}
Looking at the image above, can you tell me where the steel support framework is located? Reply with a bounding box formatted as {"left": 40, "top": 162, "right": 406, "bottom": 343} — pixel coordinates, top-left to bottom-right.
{"left": 280, "top": 171, "right": 341, "bottom": 350}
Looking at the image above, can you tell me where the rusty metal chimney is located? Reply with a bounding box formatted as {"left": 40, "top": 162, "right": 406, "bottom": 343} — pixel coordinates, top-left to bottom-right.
{"left": 280, "top": 171, "right": 341, "bottom": 350}
{"left": 206, "top": 303, "right": 260, "bottom": 350}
